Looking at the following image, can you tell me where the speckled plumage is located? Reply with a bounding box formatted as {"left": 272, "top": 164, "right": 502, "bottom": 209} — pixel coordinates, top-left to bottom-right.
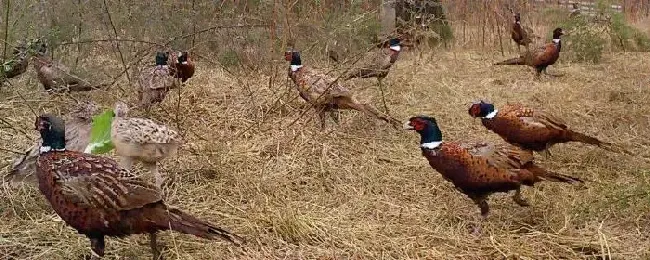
{"left": 34, "top": 114, "right": 242, "bottom": 259}
{"left": 3, "top": 42, "right": 29, "bottom": 78}
{"left": 111, "top": 101, "right": 182, "bottom": 187}
{"left": 31, "top": 54, "right": 107, "bottom": 92}
{"left": 469, "top": 101, "right": 615, "bottom": 153}
{"left": 342, "top": 46, "right": 400, "bottom": 80}
{"left": 286, "top": 50, "right": 400, "bottom": 129}
{"left": 137, "top": 52, "right": 179, "bottom": 109}
{"left": 405, "top": 116, "right": 582, "bottom": 217}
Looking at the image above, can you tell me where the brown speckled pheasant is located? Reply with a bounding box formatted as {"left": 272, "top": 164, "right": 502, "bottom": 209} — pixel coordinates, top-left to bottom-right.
{"left": 404, "top": 116, "right": 582, "bottom": 225}
{"left": 3, "top": 41, "right": 30, "bottom": 79}
{"left": 341, "top": 38, "right": 402, "bottom": 113}
{"left": 137, "top": 52, "right": 179, "bottom": 110}
{"left": 8, "top": 101, "right": 100, "bottom": 184}
{"left": 285, "top": 49, "right": 400, "bottom": 129}
{"left": 495, "top": 28, "right": 564, "bottom": 78}
{"left": 31, "top": 42, "right": 108, "bottom": 92}
{"left": 34, "top": 114, "right": 243, "bottom": 259}
{"left": 111, "top": 101, "right": 182, "bottom": 188}
{"left": 468, "top": 101, "right": 622, "bottom": 155}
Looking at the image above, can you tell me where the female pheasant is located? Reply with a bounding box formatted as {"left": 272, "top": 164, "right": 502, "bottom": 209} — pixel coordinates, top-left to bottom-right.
{"left": 31, "top": 41, "right": 108, "bottom": 92}
{"left": 404, "top": 116, "right": 582, "bottom": 220}
{"left": 111, "top": 101, "right": 182, "bottom": 188}
{"left": 34, "top": 114, "right": 242, "bottom": 259}
{"left": 137, "top": 52, "right": 179, "bottom": 110}
{"left": 285, "top": 49, "right": 400, "bottom": 129}
{"left": 3, "top": 41, "right": 30, "bottom": 79}
{"left": 468, "top": 100, "right": 618, "bottom": 155}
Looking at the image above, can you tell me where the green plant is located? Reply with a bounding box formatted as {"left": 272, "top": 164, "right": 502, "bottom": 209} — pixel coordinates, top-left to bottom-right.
{"left": 560, "top": 16, "right": 607, "bottom": 63}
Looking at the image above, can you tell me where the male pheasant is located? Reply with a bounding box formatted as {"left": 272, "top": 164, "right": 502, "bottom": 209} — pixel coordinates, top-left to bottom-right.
{"left": 341, "top": 38, "right": 402, "bottom": 113}
{"left": 468, "top": 100, "right": 619, "bottom": 155}
{"left": 285, "top": 49, "right": 400, "bottom": 129}
{"left": 9, "top": 101, "right": 100, "bottom": 184}
{"left": 169, "top": 51, "right": 195, "bottom": 83}
{"left": 510, "top": 13, "right": 533, "bottom": 53}
{"left": 404, "top": 116, "right": 582, "bottom": 223}
{"left": 495, "top": 27, "right": 564, "bottom": 78}
{"left": 34, "top": 114, "right": 243, "bottom": 259}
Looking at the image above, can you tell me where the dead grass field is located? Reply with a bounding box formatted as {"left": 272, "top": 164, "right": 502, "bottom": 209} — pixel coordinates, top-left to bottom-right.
{"left": 1, "top": 48, "right": 650, "bottom": 259}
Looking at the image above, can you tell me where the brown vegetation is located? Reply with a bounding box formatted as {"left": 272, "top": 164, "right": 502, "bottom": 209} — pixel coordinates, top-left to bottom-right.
{"left": 1, "top": 0, "right": 650, "bottom": 259}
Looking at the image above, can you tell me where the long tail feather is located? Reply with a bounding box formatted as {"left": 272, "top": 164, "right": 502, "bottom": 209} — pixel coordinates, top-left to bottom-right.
{"left": 569, "top": 131, "right": 631, "bottom": 154}
{"left": 527, "top": 165, "right": 584, "bottom": 184}
{"left": 494, "top": 56, "right": 526, "bottom": 65}
{"left": 164, "top": 208, "right": 245, "bottom": 246}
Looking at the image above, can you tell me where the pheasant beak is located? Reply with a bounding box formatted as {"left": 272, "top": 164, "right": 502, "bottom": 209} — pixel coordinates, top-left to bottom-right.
{"left": 403, "top": 121, "right": 415, "bottom": 130}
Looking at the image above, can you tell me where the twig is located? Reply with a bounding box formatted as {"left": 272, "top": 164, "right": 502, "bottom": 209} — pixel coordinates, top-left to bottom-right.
{"left": 0, "top": 0, "right": 10, "bottom": 85}
{"left": 102, "top": 0, "right": 131, "bottom": 84}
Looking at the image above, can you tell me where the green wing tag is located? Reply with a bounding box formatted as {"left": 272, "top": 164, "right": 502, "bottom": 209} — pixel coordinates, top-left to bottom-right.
{"left": 84, "top": 109, "right": 116, "bottom": 154}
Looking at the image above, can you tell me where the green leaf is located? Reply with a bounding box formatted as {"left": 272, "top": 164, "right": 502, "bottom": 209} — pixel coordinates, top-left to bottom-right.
{"left": 84, "top": 109, "right": 116, "bottom": 154}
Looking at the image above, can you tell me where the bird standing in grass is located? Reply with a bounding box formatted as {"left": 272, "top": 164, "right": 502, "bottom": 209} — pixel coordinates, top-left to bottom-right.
{"left": 404, "top": 116, "right": 583, "bottom": 232}
{"left": 8, "top": 101, "right": 100, "bottom": 183}
{"left": 137, "top": 52, "right": 179, "bottom": 110}
{"left": 341, "top": 38, "right": 402, "bottom": 114}
{"left": 169, "top": 51, "right": 195, "bottom": 83}
{"left": 34, "top": 114, "right": 243, "bottom": 260}
{"left": 510, "top": 13, "right": 533, "bottom": 53}
{"left": 467, "top": 100, "right": 622, "bottom": 156}
{"left": 111, "top": 101, "right": 182, "bottom": 188}
{"left": 2, "top": 41, "right": 30, "bottom": 79}
{"left": 495, "top": 27, "right": 564, "bottom": 78}
{"left": 31, "top": 40, "right": 109, "bottom": 92}
{"left": 285, "top": 49, "right": 401, "bottom": 129}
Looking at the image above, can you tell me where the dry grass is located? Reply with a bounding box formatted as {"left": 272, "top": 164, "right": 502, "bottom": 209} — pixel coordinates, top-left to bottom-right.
{"left": 1, "top": 47, "right": 650, "bottom": 259}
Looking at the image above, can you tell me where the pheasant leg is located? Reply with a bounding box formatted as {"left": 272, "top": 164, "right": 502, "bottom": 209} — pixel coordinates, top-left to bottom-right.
{"left": 317, "top": 108, "right": 327, "bottom": 130}
{"left": 88, "top": 235, "right": 105, "bottom": 260}
{"left": 512, "top": 188, "right": 530, "bottom": 207}
{"left": 377, "top": 78, "right": 390, "bottom": 115}
{"left": 150, "top": 233, "right": 162, "bottom": 260}
{"left": 470, "top": 195, "right": 489, "bottom": 235}
{"left": 144, "top": 162, "right": 164, "bottom": 189}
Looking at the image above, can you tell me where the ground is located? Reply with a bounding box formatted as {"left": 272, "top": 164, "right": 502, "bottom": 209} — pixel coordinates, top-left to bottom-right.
{"left": 1, "top": 49, "right": 649, "bottom": 259}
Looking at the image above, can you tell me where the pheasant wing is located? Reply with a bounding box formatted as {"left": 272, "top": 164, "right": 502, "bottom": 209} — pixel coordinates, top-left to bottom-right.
{"left": 54, "top": 153, "right": 162, "bottom": 210}
{"left": 463, "top": 142, "right": 532, "bottom": 170}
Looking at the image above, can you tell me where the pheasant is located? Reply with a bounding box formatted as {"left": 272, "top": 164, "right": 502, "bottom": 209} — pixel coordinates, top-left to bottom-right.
{"left": 510, "top": 13, "right": 533, "bottom": 52}
{"left": 495, "top": 27, "right": 564, "bottom": 78}
{"left": 137, "top": 52, "right": 179, "bottom": 110}
{"left": 404, "top": 116, "right": 582, "bottom": 227}
{"left": 2, "top": 41, "right": 30, "bottom": 79}
{"left": 341, "top": 38, "right": 402, "bottom": 113}
{"left": 34, "top": 114, "right": 243, "bottom": 259}
{"left": 169, "top": 51, "right": 195, "bottom": 83}
{"left": 111, "top": 101, "right": 182, "bottom": 188}
{"left": 31, "top": 41, "right": 108, "bottom": 92}
{"left": 8, "top": 101, "right": 100, "bottom": 184}
{"left": 285, "top": 49, "right": 400, "bottom": 129}
{"left": 468, "top": 100, "right": 620, "bottom": 155}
